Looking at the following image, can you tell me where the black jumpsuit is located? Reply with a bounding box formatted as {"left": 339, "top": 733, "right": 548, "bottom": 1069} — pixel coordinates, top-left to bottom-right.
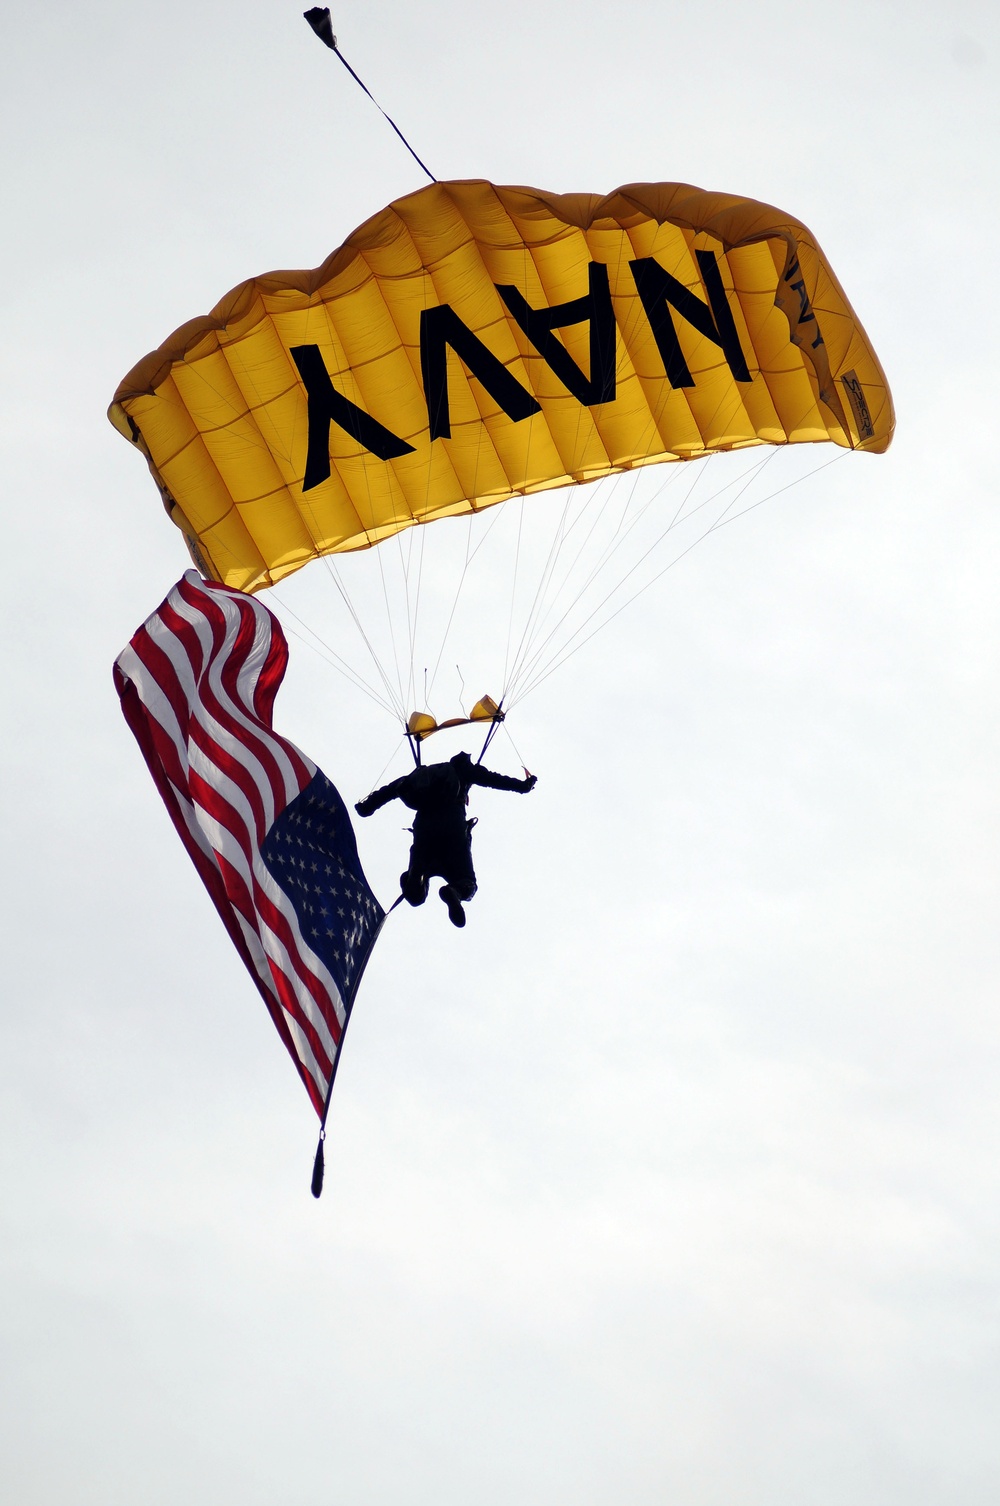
{"left": 355, "top": 751, "right": 536, "bottom": 914}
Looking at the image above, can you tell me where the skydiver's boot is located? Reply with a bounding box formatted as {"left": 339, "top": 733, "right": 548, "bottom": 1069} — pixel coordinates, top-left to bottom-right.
{"left": 439, "top": 884, "right": 466, "bottom": 928}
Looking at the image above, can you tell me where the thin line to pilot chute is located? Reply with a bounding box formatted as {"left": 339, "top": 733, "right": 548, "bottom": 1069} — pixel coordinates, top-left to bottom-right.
{"left": 303, "top": 8, "right": 437, "bottom": 184}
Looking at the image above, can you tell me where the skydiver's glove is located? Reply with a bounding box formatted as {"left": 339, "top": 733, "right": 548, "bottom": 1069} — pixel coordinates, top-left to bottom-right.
{"left": 355, "top": 795, "right": 378, "bottom": 818}
{"left": 521, "top": 773, "right": 537, "bottom": 793}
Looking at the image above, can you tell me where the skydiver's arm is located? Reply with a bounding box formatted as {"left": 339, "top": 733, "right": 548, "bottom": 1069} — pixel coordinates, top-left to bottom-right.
{"left": 355, "top": 777, "right": 408, "bottom": 817}
{"left": 468, "top": 764, "right": 537, "bottom": 794}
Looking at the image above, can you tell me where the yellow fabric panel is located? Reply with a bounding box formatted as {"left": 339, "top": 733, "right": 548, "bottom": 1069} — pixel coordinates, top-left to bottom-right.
{"left": 110, "top": 179, "right": 893, "bottom": 593}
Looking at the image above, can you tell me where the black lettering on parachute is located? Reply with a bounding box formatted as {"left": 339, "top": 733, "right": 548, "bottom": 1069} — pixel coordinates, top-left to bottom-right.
{"left": 629, "top": 250, "right": 752, "bottom": 387}
{"left": 293, "top": 252, "right": 760, "bottom": 479}
{"left": 420, "top": 304, "right": 542, "bottom": 441}
{"left": 783, "top": 255, "right": 825, "bottom": 352}
{"left": 496, "top": 262, "right": 617, "bottom": 406}
{"left": 291, "top": 344, "right": 415, "bottom": 490}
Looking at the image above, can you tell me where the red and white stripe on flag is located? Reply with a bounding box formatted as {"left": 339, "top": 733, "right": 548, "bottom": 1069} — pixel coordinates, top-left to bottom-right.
{"left": 114, "top": 570, "right": 355, "bottom": 1115}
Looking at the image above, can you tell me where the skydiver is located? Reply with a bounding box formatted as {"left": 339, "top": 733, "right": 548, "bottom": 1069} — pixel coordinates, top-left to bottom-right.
{"left": 354, "top": 751, "right": 537, "bottom": 928}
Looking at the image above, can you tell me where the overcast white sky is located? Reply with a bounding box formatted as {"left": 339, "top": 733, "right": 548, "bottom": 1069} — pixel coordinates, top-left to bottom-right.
{"left": 3, "top": 2, "right": 1000, "bottom": 1503}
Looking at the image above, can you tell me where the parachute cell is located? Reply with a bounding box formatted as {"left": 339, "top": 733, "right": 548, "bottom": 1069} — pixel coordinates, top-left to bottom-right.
{"left": 109, "top": 179, "right": 893, "bottom": 594}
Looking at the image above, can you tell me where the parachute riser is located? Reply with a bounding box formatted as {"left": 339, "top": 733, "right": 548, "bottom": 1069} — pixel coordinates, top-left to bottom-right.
{"left": 476, "top": 704, "right": 505, "bottom": 765}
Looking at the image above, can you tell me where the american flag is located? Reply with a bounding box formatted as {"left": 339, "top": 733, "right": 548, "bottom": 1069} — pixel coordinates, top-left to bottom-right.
{"left": 114, "top": 570, "right": 385, "bottom": 1123}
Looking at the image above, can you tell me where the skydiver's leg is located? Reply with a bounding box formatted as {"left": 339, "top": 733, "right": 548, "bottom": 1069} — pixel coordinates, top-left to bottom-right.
{"left": 400, "top": 844, "right": 429, "bottom": 906}
{"left": 438, "top": 884, "right": 468, "bottom": 927}
{"left": 400, "top": 868, "right": 429, "bottom": 905}
{"left": 438, "top": 840, "right": 477, "bottom": 926}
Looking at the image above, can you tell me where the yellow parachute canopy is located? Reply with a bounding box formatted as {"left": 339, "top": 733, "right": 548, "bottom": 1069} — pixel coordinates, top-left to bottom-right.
{"left": 110, "top": 179, "right": 893, "bottom": 594}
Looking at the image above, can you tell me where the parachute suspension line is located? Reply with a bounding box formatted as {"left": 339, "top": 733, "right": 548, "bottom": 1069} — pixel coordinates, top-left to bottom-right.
{"left": 424, "top": 493, "right": 509, "bottom": 710}
{"left": 425, "top": 515, "right": 478, "bottom": 708}
{"left": 424, "top": 383, "right": 503, "bottom": 711}
{"left": 496, "top": 308, "right": 546, "bottom": 700}
{"left": 509, "top": 453, "right": 776, "bottom": 707}
{"left": 496, "top": 284, "right": 546, "bottom": 695}
{"left": 551, "top": 466, "right": 645, "bottom": 571}
{"left": 570, "top": 463, "right": 687, "bottom": 598}
{"left": 503, "top": 465, "right": 661, "bottom": 701}
{"left": 303, "top": 9, "right": 437, "bottom": 184}
{"left": 705, "top": 449, "right": 848, "bottom": 534}
{"left": 316, "top": 553, "right": 408, "bottom": 722}
{"left": 504, "top": 452, "right": 771, "bottom": 707}
{"left": 500, "top": 487, "right": 578, "bottom": 703}
{"left": 503, "top": 460, "right": 708, "bottom": 703}
{"left": 274, "top": 584, "right": 397, "bottom": 715}
{"left": 501, "top": 480, "right": 602, "bottom": 704}
{"left": 270, "top": 335, "right": 407, "bottom": 722}
{"left": 407, "top": 522, "right": 429, "bottom": 715}
{"left": 501, "top": 455, "right": 683, "bottom": 705}
{"left": 388, "top": 515, "right": 421, "bottom": 719}
{"left": 400, "top": 525, "right": 416, "bottom": 717}
{"left": 293, "top": 287, "right": 421, "bottom": 727}
{"left": 500, "top": 485, "right": 598, "bottom": 703}
{"left": 407, "top": 522, "right": 428, "bottom": 713}
{"left": 500, "top": 469, "right": 639, "bottom": 706}
{"left": 502, "top": 498, "right": 527, "bottom": 694}
{"left": 406, "top": 301, "right": 506, "bottom": 718}
{"left": 362, "top": 737, "right": 413, "bottom": 800}
{"left": 270, "top": 597, "right": 400, "bottom": 716}
{"left": 497, "top": 716, "right": 528, "bottom": 771}
{"left": 505, "top": 404, "right": 570, "bottom": 675}
{"left": 511, "top": 450, "right": 844, "bottom": 709}
{"left": 501, "top": 404, "right": 727, "bottom": 709}
{"left": 368, "top": 518, "right": 410, "bottom": 722}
